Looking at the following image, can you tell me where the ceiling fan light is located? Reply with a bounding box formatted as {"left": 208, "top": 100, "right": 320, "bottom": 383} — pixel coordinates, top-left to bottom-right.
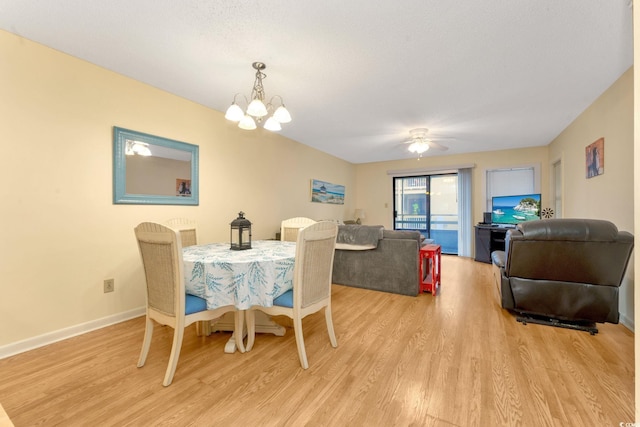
{"left": 225, "top": 103, "right": 244, "bottom": 122}
{"left": 273, "top": 105, "right": 292, "bottom": 123}
{"left": 408, "top": 141, "right": 429, "bottom": 154}
{"left": 247, "top": 99, "right": 268, "bottom": 117}
{"left": 264, "top": 117, "right": 282, "bottom": 131}
{"left": 238, "top": 115, "right": 257, "bottom": 130}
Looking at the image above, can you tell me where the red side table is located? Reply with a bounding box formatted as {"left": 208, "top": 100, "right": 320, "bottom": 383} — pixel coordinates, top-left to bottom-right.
{"left": 419, "top": 244, "right": 441, "bottom": 295}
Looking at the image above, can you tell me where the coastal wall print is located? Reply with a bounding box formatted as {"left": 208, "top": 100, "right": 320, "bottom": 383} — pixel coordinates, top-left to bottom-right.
{"left": 311, "top": 179, "right": 345, "bottom": 204}
{"left": 586, "top": 137, "right": 604, "bottom": 178}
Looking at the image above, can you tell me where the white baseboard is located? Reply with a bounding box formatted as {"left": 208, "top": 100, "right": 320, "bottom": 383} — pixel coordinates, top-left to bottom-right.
{"left": 0, "top": 307, "right": 146, "bottom": 360}
{"left": 619, "top": 312, "right": 634, "bottom": 332}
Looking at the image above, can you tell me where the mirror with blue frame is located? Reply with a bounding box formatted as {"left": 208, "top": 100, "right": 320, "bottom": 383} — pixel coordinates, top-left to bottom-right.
{"left": 113, "top": 126, "right": 199, "bottom": 205}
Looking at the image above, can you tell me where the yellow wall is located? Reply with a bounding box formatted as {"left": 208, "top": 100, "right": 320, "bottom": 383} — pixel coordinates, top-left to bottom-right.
{"left": 0, "top": 30, "right": 355, "bottom": 347}
{"left": 549, "top": 67, "right": 634, "bottom": 327}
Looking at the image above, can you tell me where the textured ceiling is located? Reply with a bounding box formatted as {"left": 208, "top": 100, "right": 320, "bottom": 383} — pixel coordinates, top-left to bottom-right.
{"left": 0, "top": 0, "right": 633, "bottom": 164}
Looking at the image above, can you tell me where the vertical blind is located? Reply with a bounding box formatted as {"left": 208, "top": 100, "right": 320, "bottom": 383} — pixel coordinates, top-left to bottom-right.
{"left": 457, "top": 168, "right": 472, "bottom": 257}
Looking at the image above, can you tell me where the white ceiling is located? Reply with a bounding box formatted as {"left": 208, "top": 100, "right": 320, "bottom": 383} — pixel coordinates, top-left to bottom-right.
{"left": 0, "top": 1, "right": 633, "bottom": 164}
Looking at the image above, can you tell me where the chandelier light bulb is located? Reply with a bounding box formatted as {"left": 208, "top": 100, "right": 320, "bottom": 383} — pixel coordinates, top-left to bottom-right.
{"left": 225, "top": 103, "right": 244, "bottom": 122}
{"left": 273, "top": 105, "right": 292, "bottom": 123}
{"left": 264, "top": 117, "right": 282, "bottom": 131}
{"left": 247, "top": 99, "right": 268, "bottom": 117}
{"left": 238, "top": 114, "right": 257, "bottom": 130}
{"left": 136, "top": 144, "right": 152, "bottom": 156}
{"left": 126, "top": 140, "right": 152, "bottom": 156}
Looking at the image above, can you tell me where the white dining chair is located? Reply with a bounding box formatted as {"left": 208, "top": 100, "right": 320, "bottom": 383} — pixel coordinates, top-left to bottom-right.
{"left": 164, "top": 218, "right": 198, "bottom": 247}
{"left": 165, "top": 218, "right": 216, "bottom": 336}
{"left": 247, "top": 221, "right": 338, "bottom": 369}
{"left": 134, "top": 222, "right": 243, "bottom": 386}
{"left": 280, "top": 217, "right": 316, "bottom": 242}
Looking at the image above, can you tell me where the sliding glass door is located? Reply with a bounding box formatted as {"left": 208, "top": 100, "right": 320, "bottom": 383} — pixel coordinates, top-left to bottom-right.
{"left": 393, "top": 174, "right": 459, "bottom": 254}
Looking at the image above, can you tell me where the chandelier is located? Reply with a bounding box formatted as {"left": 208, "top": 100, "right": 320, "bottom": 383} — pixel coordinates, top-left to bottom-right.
{"left": 125, "top": 140, "right": 152, "bottom": 156}
{"left": 224, "top": 62, "right": 292, "bottom": 131}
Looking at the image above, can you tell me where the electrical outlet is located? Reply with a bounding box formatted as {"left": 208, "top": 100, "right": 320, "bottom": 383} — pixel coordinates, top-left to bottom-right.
{"left": 104, "top": 279, "right": 115, "bottom": 293}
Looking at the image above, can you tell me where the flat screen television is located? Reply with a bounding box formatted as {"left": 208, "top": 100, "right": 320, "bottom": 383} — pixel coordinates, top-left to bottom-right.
{"left": 491, "top": 193, "right": 541, "bottom": 225}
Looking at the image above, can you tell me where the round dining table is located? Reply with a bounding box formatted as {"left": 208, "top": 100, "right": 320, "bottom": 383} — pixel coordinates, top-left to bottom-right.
{"left": 182, "top": 240, "right": 296, "bottom": 353}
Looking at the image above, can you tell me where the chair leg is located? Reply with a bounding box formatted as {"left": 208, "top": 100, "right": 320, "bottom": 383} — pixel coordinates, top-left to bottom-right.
{"left": 235, "top": 310, "right": 246, "bottom": 353}
{"left": 324, "top": 306, "right": 338, "bottom": 348}
{"left": 163, "top": 326, "right": 185, "bottom": 387}
{"left": 293, "top": 316, "right": 309, "bottom": 369}
{"left": 137, "top": 316, "right": 154, "bottom": 368}
{"left": 246, "top": 310, "right": 256, "bottom": 351}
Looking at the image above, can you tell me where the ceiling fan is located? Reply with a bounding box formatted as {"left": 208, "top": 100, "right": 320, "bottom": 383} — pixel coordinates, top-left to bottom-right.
{"left": 403, "top": 128, "right": 449, "bottom": 158}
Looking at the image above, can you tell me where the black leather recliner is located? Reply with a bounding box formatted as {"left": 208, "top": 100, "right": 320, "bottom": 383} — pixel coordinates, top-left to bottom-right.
{"left": 491, "top": 219, "right": 633, "bottom": 333}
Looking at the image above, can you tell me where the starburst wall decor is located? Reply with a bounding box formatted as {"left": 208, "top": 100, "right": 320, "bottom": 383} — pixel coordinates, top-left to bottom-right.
{"left": 541, "top": 208, "right": 554, "bottom": 219}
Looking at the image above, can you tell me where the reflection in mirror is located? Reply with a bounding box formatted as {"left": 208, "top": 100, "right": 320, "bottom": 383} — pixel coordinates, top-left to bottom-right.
{"left": 113, "top": 127, "right": 199, "bottom": 205}
{"left": 125, "top": 142, "right": 191, "bottom": 196}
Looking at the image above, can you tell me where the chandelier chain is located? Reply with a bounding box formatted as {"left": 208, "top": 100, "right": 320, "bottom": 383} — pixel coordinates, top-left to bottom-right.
{"left": 251, "top": 69, "right": 266, "bottom": 101}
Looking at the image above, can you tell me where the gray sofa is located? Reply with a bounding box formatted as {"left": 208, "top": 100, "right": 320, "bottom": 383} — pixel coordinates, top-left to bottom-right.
{"left": 331, "top": 225, "right": 421, "bottom": 296}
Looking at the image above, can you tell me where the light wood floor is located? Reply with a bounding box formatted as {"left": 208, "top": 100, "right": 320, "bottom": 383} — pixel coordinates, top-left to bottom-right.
{"left": 0, "top": 256, "right": 634, "bottom": 426}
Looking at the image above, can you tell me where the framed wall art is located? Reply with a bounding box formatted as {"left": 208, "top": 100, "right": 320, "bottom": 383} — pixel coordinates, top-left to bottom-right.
{"left": 311, "top": 179, "right": 345, "bottom": 204}
{"left": 585, "top": 137, "right": 604, "bottom": 179}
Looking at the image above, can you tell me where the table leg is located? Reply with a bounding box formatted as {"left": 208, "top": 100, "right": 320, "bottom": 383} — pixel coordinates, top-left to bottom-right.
{"left": 195, "top": 320, "right": 212, "bottom": 336}
{"left": 211, "top": 311, "right": 286, "bottom": 353}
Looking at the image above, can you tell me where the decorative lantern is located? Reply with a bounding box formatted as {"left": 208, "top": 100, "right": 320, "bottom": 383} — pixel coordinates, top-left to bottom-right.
{"left": 230, "top": 211, "right": 252, "bottom": 250}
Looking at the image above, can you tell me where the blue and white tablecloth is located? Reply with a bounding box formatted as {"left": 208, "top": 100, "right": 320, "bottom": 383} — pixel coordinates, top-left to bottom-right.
{"left": 183, "top": 240, "right": 296, "bottom": 310}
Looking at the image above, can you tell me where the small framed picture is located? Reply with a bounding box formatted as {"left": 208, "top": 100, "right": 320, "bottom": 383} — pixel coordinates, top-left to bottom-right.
{"left": 585, "top": 138, "right": 604, "bottom": 179}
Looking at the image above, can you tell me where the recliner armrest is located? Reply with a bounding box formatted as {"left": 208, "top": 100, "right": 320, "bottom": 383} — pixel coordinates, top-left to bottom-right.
{"left": 491, "top": 250, "right": 506, "bottom": 269}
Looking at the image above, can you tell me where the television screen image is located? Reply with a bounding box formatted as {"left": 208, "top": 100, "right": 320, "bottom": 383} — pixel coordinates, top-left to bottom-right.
{"left": 491, "top": 193, "right": 541, "bottom": 225}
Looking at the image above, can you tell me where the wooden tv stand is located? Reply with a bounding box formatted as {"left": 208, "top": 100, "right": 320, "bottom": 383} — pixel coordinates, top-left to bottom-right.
{"left": 474, "top": 224, "right": 512, "bottom": 263}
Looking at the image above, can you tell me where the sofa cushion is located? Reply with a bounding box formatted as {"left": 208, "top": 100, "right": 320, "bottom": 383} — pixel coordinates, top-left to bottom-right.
{"left": 336, "top": 225, "right": 383, "bottom": 247}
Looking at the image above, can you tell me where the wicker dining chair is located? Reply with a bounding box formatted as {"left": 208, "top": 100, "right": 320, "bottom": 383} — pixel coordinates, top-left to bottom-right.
{"left": 247, "top": 221, "right": 338, "bottom": 369}
{"left": 280, "top": 217, "right": 316, "bottom": 242}
{"left": 134, "top": 222, "right": 242, "bottom": 386}
{"left": 164, "top": 218, "right": 198, "bottom": 247}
